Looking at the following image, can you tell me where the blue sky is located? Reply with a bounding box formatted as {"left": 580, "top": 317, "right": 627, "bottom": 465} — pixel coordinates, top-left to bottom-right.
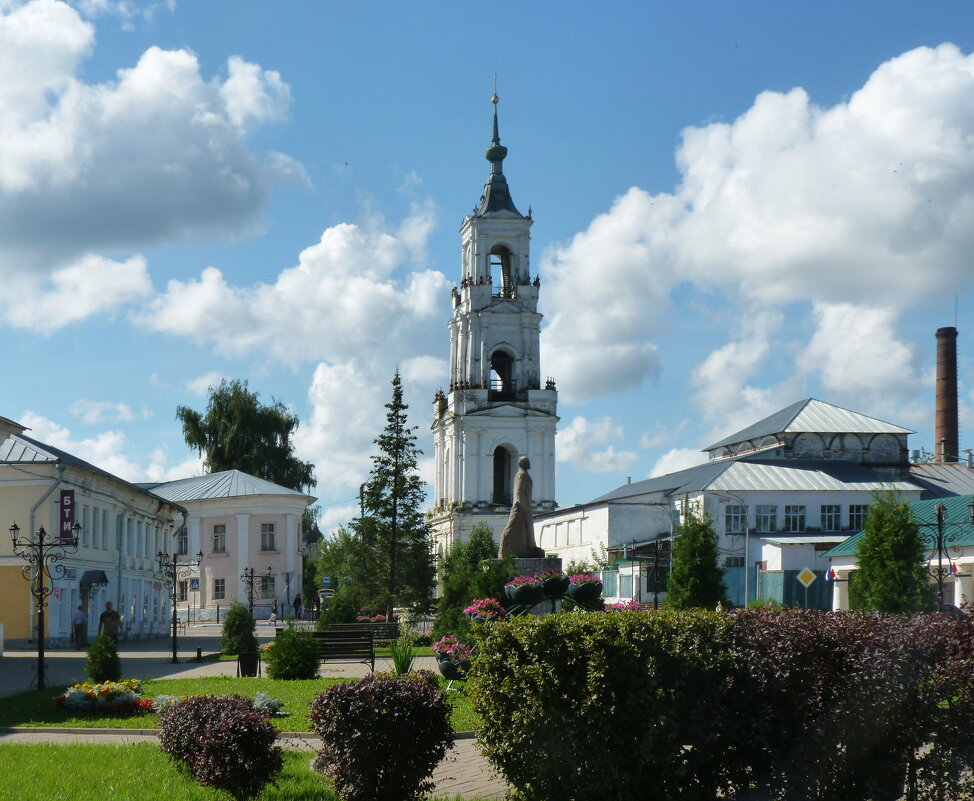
{"left": 3, "top": 0, "right": 974, "bottom": 533}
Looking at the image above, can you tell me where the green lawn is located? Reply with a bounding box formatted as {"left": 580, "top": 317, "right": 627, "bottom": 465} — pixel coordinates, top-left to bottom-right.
{"left": 0, "top": 742, "right": 494, "bottom": 801}
{"left": 0, "top": 676, "right": 480, "bottom": 733}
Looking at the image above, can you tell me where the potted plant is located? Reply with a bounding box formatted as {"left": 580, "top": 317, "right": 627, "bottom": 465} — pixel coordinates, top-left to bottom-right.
{"left": 540, "top": 568, "right": 570, "bottom": 599}
{"left": 432, "top": 635, "right": 474, "bottom": 680}
{"left": 567, "top": 573, "right": 604, "bottom": 604}
{"left": 463, "top": 597, "right": 506, "bottom": 624}
{"left": 504, "top": 574, "right": 546, "bottom": 607}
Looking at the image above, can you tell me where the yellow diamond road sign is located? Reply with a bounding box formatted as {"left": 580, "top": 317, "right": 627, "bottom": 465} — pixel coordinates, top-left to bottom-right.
{"left": 797, "top": 567, "right": 817, "bottom": 588}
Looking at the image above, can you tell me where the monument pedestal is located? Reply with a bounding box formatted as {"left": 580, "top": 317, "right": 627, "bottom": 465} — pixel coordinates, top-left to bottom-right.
{"left": 511, "top": 557, "right": 562, "bottom": 578}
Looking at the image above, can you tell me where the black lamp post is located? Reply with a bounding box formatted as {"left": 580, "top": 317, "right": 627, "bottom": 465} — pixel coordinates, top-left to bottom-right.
{"left": 9, "top": 521, "right": 81, "bottom": 689}
{"left": 923, "top": 503, "right": 974, "bottom": 611}
{"left": 241, "top": 566, "right": 272, "bottom": 616}
{"left": 156, "top": 548, "right": 203, "bottom": 663}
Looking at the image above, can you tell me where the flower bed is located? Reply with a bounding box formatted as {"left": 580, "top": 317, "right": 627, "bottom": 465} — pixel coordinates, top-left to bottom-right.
{"left": 432, "top": 635, "right": 474, "bottom": 662}
{"left": 605, "top": 600, "right": 641, "bottom": 612}
{"left": 55, "top": 680, "right": 153, "bottom": 715}
{"left": 464, "top": 597, "right": 505, "bottom": 620}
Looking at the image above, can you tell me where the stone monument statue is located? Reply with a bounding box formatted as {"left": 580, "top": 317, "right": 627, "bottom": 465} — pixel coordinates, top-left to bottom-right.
{"left": 498, "top": 456, "right": 544, "bottom": 558}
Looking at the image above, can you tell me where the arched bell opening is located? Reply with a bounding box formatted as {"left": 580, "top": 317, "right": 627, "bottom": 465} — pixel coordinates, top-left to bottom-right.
{"left": 489, "top": 349, "right": 516, "bottom": 400}
{"left": 492, "top": 445, "right": 516, "bottom": 506}
{"left": 489, "top": 244, "right": 515, "bottom": 298}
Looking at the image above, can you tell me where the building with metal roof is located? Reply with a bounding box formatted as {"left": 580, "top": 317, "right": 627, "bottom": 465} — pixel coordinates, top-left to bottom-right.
{"left": 144, "top": 470, "right": 316, "bottom": 619}
{"left": 536, "top": 397, "right": 923, "bottom": 610}
{"left": 0, "top": 433, "right": 185, "bottom": 648}
{"left": 823, "top": 494, "right": 974, "bottom": 611}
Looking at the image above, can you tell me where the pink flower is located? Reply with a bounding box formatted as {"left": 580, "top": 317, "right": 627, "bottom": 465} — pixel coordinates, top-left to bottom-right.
{"left": 463, "top": 598, "right": 505, "bottom": 618}
{"left": 569, "top": 573, "right": 601, "bottom": 585}
{"left": 504, "top": 574, "right": 543, "bottom": 588}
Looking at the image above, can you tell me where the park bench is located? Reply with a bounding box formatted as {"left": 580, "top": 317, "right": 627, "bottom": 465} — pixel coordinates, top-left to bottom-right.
{"left": 276, "top": 628, "right": 375, "bottom": 672}
{"left": 328, "top": 621, "right": 400, "bottom": 644}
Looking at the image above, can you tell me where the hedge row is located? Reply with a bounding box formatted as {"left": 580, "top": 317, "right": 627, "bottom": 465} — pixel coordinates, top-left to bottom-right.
{"left": 470, "top": 609, "right": 974, "bottom": 801}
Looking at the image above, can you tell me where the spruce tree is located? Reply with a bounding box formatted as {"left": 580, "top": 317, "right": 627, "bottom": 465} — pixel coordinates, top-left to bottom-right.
{"left": 361, "top": 372, "right": 435, "bottom": 619}
{"left": 666, "top": 505, "right": 727, "bottom": 610}
{"left": 848, "top": 492, "right": 931, "bottom": 613}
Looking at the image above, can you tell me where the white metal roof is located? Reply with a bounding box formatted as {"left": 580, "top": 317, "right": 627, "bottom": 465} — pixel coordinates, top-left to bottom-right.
{"left": 146, "top": 470, "right": 315, "bottom": 503}
{"left": 705, "top": 398, "right": 914, "bottom": 451}
{"left": 707, "top": 459, "right": 919, "bottom": 494}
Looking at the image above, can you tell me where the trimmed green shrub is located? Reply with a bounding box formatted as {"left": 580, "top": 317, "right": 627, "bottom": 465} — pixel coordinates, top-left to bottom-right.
{"left": 472, "top": 610, "right": 736, "bottom": 801}
{"left": 310, "top": 673, "right": 454, "bottom": 801}
{"left": 317, "top": 585, "right": 358, "bottom": 629}
{"left": 264, "top": 624, "right": 319, "bottom": 680}
{"left": 220, "top": 602, "right": 257, "bottom": 655}
{"left": 158, "top": 694, "right": 282, "bottom": 800}
{"left": 85, "top": 633, "right": 120, "bottom": 683}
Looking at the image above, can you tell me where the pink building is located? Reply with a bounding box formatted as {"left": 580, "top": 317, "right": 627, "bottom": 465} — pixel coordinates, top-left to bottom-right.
{"left": 143, "top": 470, "right": 315, "bottom": 619}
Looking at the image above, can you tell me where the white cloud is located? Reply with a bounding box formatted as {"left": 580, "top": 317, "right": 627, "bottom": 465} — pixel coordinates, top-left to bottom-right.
{"left": 650, "top": 448, "right": 703, "bottom": 477}
{"left": 540, "top": 44, "right": 974, "bottom": 416}
{"left": 186, "top": 371, "right": 226, "bottom": 397}
{"left": 0, "top": 1, "right": 293, "bottom": 278}
{"left": 69, "top": 399, "right": 135, "bottom": 424}
{"left": 400, "top": 355, "right": 448, "bottom": 387}
{"left": 138, "top": 209, "right": 449, "bottom": 366}
{"left": 317, "top": 503, "right": 359, "bottom": 538}
{"left": 18, "top": 411, "right": 203, "bottom": 482}
{"left": 3, "top": 255, "right": 152, "bottom": 331}
{"left": 799, "top": 303, "right": 919, "bottom": 402}
{"left": 557, "top": 416, "right": 639, "bottom": 473}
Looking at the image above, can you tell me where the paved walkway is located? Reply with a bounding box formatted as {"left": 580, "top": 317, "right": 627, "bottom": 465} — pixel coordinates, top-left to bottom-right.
{"left": 0, "top": 624, "right": 508, "bottom": 800}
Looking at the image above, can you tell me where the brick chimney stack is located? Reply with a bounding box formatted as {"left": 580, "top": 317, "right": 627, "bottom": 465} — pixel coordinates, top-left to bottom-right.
{"left": 935, "top": 326, "right": 959, "bottom": 463}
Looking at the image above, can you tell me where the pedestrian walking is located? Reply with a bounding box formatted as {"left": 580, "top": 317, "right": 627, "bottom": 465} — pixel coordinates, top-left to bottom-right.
{"left": 97, "top": 601, "right": 121, "bottom": 644}
{"left": 268, "top": 598, "right": 278, "bottom": 626}
{"left": 71, "top": 605, "right": 88, "bottom": 649}
{"left": 293, "top": 593, "right": 303, "bottom": 620}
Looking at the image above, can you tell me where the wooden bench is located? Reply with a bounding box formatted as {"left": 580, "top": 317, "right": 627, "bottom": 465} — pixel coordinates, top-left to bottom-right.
{"left": 276, "top": 628, "right": 374, "bottom": 672}
{"left": 328, "top": 621, "right": 400, "bottom": 644}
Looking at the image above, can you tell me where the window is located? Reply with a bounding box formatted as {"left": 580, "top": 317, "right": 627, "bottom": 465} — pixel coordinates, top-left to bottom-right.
{"left": 784, "top": 505, "right": 806, "bottom": 533}
{"left": 723, "top": 505, "right": 747, "bottom": 534}
{"left": 755, "top": 505, "right": 777, "bottom": 533}
{"left": 619, "top": 573, "right": 633, "bottom": 598}
{"left": 102, "top": 510, "right": 109, "bottom": 549}
{"left": 213, "top": 578, "right": 226, "bottom": 600}
{"left": 260, "top": 576, "right": 276, "bottom": 599}
{"left": 178, "top": 580, "right": 188, "bottom": 603}
{"left": 725, "top": 556, "right": 745, "bottom": 568}
{"left": 176, "top": 530, "right": 188, "bottom": 555}
{"left": 820, "top": 505, "right": 841, "bottom": 532}
{"left": 602, "top": 571, "right": 618, "bottom": 597}
{"left": 849, "top": 504, "right": 869, "bottom": 531}
{"left": 82, "top": 505, "right": 89, "bottom": 547}
{"left": 260, "top": 523, "right": 276, "bottom": 551}
{"left": 212, "top": 524, "right": 226, "bottom": 553}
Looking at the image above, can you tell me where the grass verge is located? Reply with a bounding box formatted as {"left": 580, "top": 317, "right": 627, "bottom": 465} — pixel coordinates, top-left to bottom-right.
{"left": 0, "top": 675, "right": 479, "bottom": 733}
{"left": 0, "top": 742, "right": 496, "bottom": 801}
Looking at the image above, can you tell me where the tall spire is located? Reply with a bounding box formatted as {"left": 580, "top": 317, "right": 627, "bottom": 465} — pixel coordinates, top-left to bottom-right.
{"left": 475, "top": 88, "right": 521, "bottom": 217}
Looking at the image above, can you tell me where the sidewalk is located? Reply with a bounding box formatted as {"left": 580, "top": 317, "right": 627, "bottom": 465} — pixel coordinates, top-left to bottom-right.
{"left": 0, "top": 624, "right": 508, "bottom": 799}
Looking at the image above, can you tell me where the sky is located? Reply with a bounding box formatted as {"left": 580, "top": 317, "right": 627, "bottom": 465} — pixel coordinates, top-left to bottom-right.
{"left": 3, "top": 0, "right": 974, "bottom": 535}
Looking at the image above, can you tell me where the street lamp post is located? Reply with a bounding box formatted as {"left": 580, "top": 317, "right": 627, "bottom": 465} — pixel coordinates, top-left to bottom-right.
{"left": 156, "top": 549, "right": 203, "bottom": 663}
{"left": 241, "top": 566, "right": 272, "bottom": 617}
{"left": 924, "top": 503, "right": 974, "bottom": 611}
{"left": 9, "top": 521, "right": 81, "bottom": 689}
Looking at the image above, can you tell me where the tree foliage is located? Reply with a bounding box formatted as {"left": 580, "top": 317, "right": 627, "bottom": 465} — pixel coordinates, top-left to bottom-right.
{"left": 433, "top": 523, "right": 513, "bottom": 638}
{"left": 358, "top": 372, "right": 435, "bottom": 618}
{"left": 666, "top": 504, "right": 727, "bottom": 610}
{"left": 848, "top": 491, "right": 931, "bottom": 613}
{"left": 176, "top": 379, "right": 315, "bottom": 491}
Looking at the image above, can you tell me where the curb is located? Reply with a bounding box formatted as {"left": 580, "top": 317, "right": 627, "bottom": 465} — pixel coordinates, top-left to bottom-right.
{"left": 0, "top": 726, "right": 479, "bottom": 740}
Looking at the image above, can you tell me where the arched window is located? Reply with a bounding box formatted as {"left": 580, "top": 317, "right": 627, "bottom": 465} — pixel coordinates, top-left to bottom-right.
{"left": 489, "top": 244, "right": 514, "bottom": 298}
{"left": 489, "top": 349, "right": 515, "bottom": 399}
{"left": 493, "top": 445, "right": 515, "bottom": 506}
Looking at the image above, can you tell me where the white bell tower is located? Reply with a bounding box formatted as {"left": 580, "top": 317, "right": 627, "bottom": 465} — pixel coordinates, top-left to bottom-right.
{"left": 430, "top": 94, "right": 558, "bottom": 553}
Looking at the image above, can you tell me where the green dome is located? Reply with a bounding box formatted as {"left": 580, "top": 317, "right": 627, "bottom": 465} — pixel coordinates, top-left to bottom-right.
{"left": 485, "top": 142, "right": 508, "bottom": 161}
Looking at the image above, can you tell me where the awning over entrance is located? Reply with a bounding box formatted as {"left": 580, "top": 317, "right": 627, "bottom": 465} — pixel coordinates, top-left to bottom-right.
{"left": 79, "top": 570, "right": 109, "bottom": 587}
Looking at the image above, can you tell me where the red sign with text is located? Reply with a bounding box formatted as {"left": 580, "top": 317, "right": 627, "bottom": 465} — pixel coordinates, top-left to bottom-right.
{"left": 60, "top": 489, "right": 76, "bottom": 542}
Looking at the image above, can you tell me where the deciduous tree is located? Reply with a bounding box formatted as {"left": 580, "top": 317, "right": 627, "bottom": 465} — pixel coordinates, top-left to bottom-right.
{"left": 176, "top": 379, "right": 315, "bottom": 491}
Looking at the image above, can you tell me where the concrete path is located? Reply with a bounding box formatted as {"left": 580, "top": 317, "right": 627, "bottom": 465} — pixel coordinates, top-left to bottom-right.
{"left": 0, "top": 624, "right": 509, "bottom": 800}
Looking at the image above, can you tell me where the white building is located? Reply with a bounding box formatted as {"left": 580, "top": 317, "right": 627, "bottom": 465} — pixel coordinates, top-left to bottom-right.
{"left": 0, "top": 431, "right": 185, "bottom": 645}
{"left": 536, "top": 398, "right": 922, "bottom": 607}
{"left": 143, "top": 470, "right": 315, "bottom": 619}
{"left": 429, "top": 96, "right": 558, "bottom": 556}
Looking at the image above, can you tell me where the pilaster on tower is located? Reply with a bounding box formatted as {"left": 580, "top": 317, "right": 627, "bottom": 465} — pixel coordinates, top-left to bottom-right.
{"left": 430, "top": 93, "right": 559, "bottom": 556}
